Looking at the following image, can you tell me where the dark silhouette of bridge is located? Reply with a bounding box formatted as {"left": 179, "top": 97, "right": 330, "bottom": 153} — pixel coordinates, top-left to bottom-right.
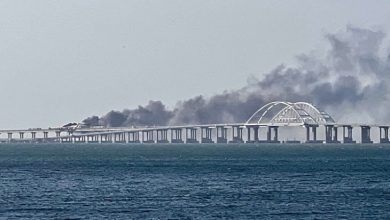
{"left": 0, "top": 102, "right": 388, "bottom": 144}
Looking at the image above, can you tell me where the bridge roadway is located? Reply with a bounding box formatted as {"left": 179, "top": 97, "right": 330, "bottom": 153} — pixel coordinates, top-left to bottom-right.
{"left": 1, "top": 123, "right": 390, "bottom": 144}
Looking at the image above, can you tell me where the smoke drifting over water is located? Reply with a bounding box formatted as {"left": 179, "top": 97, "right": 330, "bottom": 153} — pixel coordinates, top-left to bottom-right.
{"left": 83, "top": 26, "right": 390, "bottom": 127}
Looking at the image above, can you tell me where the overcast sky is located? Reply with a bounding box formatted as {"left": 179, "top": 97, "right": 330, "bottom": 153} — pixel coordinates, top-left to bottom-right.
{"left": 0, "top": 0, "right": 389, "bottom": 129}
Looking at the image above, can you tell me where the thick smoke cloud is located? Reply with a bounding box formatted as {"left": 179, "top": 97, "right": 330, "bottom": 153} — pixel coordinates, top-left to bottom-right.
{"left": 83, "top": 26, "right": 390, "bottom": 127}
{"left": 83, "top": 101, "right": 173, "bottom": 127}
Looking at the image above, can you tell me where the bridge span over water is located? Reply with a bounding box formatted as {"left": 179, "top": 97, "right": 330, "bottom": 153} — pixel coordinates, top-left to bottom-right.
{"left": 0, "top": 102, "right": 389, "bottom": 144}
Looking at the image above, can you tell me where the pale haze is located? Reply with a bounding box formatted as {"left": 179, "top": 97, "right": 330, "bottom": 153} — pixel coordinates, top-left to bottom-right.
{"left": 0, "top": 0, "right": 389, "bottom": 129}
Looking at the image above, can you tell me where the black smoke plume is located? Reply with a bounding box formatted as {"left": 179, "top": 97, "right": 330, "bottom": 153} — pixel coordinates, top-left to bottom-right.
{"left": 83, "top": 101, "right": 173, "bottom": 127}
{"left": 83, "top": 26, "right": 390, "bottom": 127}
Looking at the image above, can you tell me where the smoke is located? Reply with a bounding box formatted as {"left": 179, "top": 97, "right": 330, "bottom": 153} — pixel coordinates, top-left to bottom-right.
{"left": 83, "top": 26, "right": 390, "bottom": 127}
{"left": 83, "top": 101, "right": 173, "bottom": 127}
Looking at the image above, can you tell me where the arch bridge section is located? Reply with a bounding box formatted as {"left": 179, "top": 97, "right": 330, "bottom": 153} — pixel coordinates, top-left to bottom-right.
{"left": 245, "top": 101, "right": 336, "bottom": 143}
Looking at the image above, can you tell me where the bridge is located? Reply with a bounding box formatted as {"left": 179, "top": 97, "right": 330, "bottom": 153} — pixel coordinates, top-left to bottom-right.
{"left": 0, "top": 101, "right": 389, "bottom": 144}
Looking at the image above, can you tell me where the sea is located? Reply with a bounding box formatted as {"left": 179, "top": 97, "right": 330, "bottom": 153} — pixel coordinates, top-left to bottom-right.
{"left": 0, "top": 144, "right": 389, "bottom": 219}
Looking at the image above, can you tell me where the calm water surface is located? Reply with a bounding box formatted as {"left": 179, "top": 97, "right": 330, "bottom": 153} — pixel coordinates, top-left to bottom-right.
{"left": 0, "top": 144, "right": 390, "bottom": 219}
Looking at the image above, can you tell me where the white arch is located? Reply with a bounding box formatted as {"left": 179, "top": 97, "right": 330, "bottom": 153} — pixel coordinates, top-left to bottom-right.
{"left": 245, "top": 101, "right": 335, "bottom": 125}
{"left": 246, "top": 101, "right": 293, "bottom": 124}
{"left": 294, "top": 102, "right": 335, "bottom": 124}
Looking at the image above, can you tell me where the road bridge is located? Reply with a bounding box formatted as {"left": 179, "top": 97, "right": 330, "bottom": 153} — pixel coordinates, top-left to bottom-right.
{"left": 0, "top": 101, "right": 388, "bottom": 144}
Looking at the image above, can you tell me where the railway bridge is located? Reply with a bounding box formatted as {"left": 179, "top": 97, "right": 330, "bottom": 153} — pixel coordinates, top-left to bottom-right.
{"left": 0, "top": 101, "right": 388, "bottom": 144}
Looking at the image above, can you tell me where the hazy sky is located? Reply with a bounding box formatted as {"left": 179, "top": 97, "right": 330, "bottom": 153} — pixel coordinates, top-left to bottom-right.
{"left": 0, "top": 0, "right": 389, "bottom": 129}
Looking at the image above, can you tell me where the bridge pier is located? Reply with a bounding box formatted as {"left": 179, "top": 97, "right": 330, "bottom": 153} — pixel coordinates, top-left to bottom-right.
{"left": 201, "top": 127, "right": 214, "bottom": 143}
{"left": 342, "top": 125, "right": 355, "bottom": 143}
{"left": 43, "top": 132, "right": 49, "bottom": 142}
{"left": 7, "top": 133, "right": 13, "bottom": 143}
{"left": 170, "top": 128, "right": 184, "bottom": 143}
{"left": 113, "top": 132, "right": 126, "bottom": 143}
{"left": 379, "top": 126, "right": 390, "bottom": 143}
{"left": 61, "top": 136, "right": 72, "bottom": 143}
{"left": 128, "top": 131, "right": 140, "bottom": 143}
{"left": 246, "top": 126, "right": 259, "bottom": 143}
{"left": 83, "top": 135, "right": 92, "bottom": 144}
{"left": 113, "top": 133, "right": 118, "bottom": 143}
{"left": 186, "top": 128, "right": 199, "bottom": 143}
{"left": 305, "top": 125, "right": 322, "bottom": 143}
{"left": 93, "top": 135, "right": 100, "bottom": 143}
{"left": 142, "top": 130, "right": 155, "bottom": 143}
{"left": 216, "top": 126, "right": 228, "bottom": 143}
{"left": 85, "top": 135, "right": 90, "bottom": 143}
{"left": 74, "top": 136, "right": 86, "bottom": 144}
{"left": 86, "top": 135, "right": 98, "bottom": 143}
{"left": 100, "top": 134, "right": 112, "bottom": 143}
{"left": 325, "top": 125, "right": 340, "bottom": 143}
{"left": 156, "top": 129, "right": 169, "bottom": 143}
{"left": 55, "top": 131, "right": 61, "bottom": 143}
{"left": 361, "top": 126, "right": 373, "bottom": 144}
{"left": 229, "top": 126, "right": 243, "bottom": 143}
{"left": 31, "top": 132, "right": 36, "bottom": 141}
{"left": 267, "top": 126, "right": 280, "bottom": 143}
{"left": 64, "top": 132, "right": 74, "bottom": 143}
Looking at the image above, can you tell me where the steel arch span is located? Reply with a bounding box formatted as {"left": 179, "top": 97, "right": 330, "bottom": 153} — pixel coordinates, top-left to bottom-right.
{"left": 245, "top": 101, "right": 335, "bottom": 126}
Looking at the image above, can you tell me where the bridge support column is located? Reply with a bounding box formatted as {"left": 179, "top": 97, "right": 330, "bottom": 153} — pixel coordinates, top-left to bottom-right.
{"left": 95, "top": 135, "right": 100, "bottom": 143}
{"left": 90, "top": 135, "right": 95, "bottom": 143}
{"left": 122, "top": 132, "right": 126, "bottom": 143}
{"left": 229, "top": 126, "right": 243, "bottom": 143}
{"left": 43, "top": 132, "right": 49, "bottom": 142}
{"left": 342, "top": 125, "right": 355, "bottom": 143}
{"left": 108, "top": 134, "right": 113, "bottom": 143}
{"left": 70, "top": 135, "right": 74, "bottom": 144}
{"left": 156, "top": 129, "right": 169, "bottom": 143}
{"left": 305, "top": 125, "right": 321, "bottom": 143}
{"left": 246, "top": 126, "right": 259, "bottom": 143}
{"left": 80, "top": 136, "right": 86, "bottom": 143}
{"left": 216, "top": 126, "right": 228, "bottom": 144}
{"left": 87, "top": 135, "right": 98, "bottom": 143}
{"left": 113, "top": 132, "right": 126, "bottom": 143}
{"left": 100, "top": 134, "right": 112, "bottom": 143}
{"left": 142, "top": 130, "right": 155, "bottom": 143}
{"left": 31, "top": 132, "right": 36, "bottom": 140}
{"left": 61, "top": 136, "right": 70, "bottom": 143}
{"left": 333, "top": 126, "right": 338, "bottom": 143}
{"left": 107, "top": 134, "right": 113, "bottom": 143}
{"left": 65, "top": 132, "right": 73, "bottom": 143}
{"left": 85, "top": 135, "right": 89, "bottom": 143}
{"left": 7, "top": 133, "right": 13, "bottom": 143}
{"left": 55, "top": 131, "right": 61, "bottom": 143}
{"left": 186, "top": 128, "right": 198, "bottom": 143}
{"left": 267, "top": 126, "right": 280, "bottom": 143}
{"left": 361, "top": 126, "right": 373, "bottom": 144}
{"left": 113, "top": 133, "right": 118, "bottom": 143}
{"left": 379, "top": 126, "right": 390, "bottom": 143}
{"left": 325, "top": 125, "right": 340, "bottom": 143}
{"left": 74, "top": 136, "right": 85, "bottom": 144}
{"left": 128, "top": 131, "right": 140, "bottom": 143}
{"left": 201, "top": 127, "right": 214, "bottom": 143}
{"left": 171, "top": 128, "right": 184, "bottom": 143}
{"left": 100, "top": 134, "right": 104, "bottom": 143}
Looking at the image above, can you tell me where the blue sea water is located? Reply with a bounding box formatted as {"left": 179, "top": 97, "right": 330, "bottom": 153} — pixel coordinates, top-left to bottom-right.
{"left": 0, "top": 144, "right": 390, "bottom": 219}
